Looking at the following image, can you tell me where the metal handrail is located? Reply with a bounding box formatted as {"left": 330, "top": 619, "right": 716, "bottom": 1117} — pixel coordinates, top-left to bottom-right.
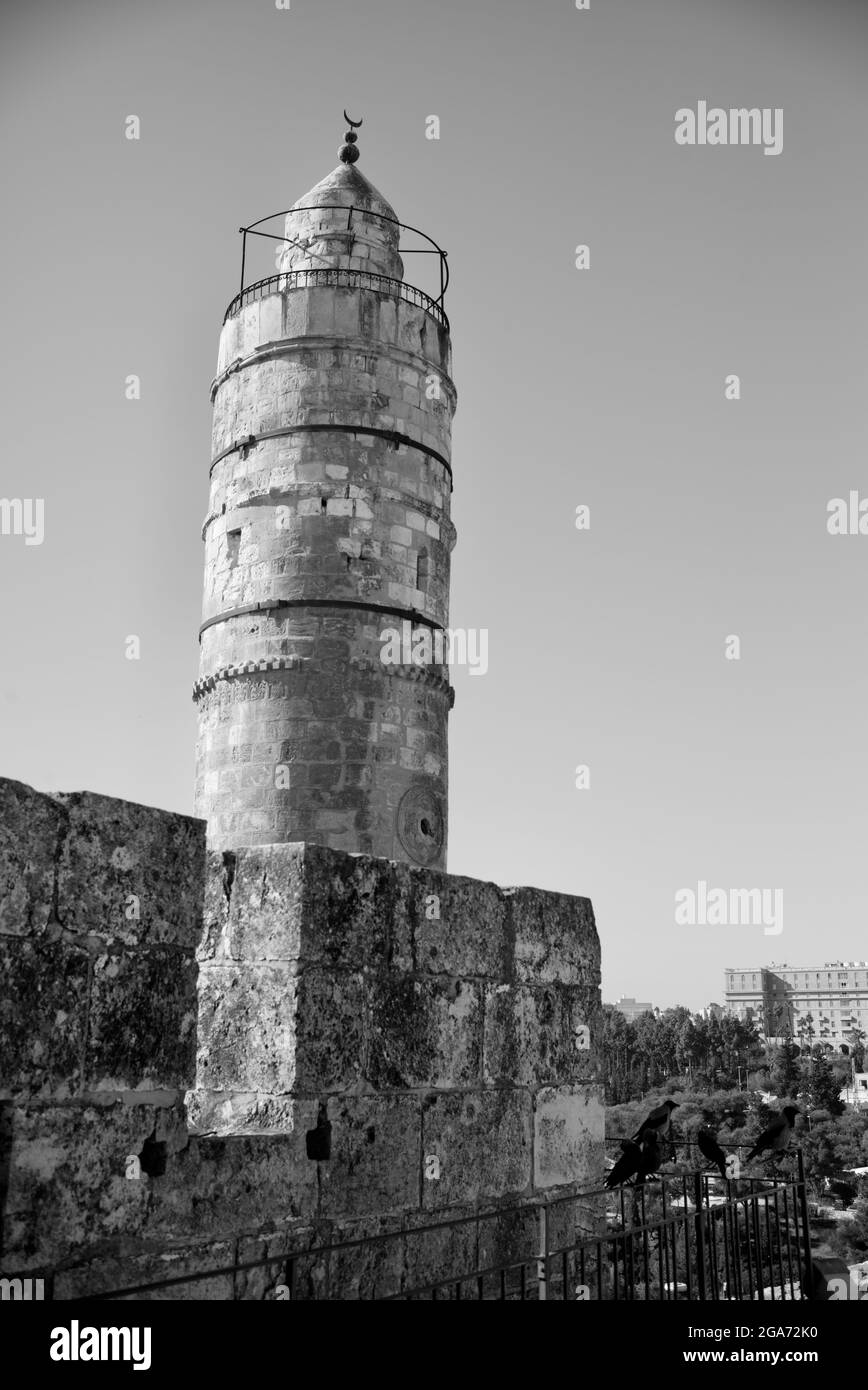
{"left": 69, "top": 1157, "right": 813, "bottom": 1302}
{"left": 223, "top": 266, "right": 449, "bottom": 332}
{"left": 236, "top": 202, "right": 449, "bottom": 308}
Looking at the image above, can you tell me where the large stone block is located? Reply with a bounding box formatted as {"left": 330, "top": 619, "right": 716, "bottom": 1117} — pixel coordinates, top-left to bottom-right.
{"left": 184, "top": 1087, "right": 304, "bottom": 1136}
{"left": 163, "top": 1126, "right": 319, "bottom": 1235}
{"left": 0, "top": 936, "right": 89, "bottom": 1097}
{"left": 507, "top": 886, "right": 599, "bottom": 986}
{"left": 533, "top": 1086, "right": 605, "bottom": 1191}
{"left": 222, "top": 843, "right": 305, "bottom": 962}
{"left": 412, "top": 871, "right": 510, "bottom": 979}
{"left": 483, "top": 983, "right": 596, "bottom": 1088}
{"left": 86, "top": 946, "right": 197, "bottom": 1091}
{"left": 421, "top": 1091, "right": 532, "bottom": 1211}
{"left": 3, "top": 1100, "right": 173, "bottom": 1268}
{"left": 292, "top": 972, "right": 366, "bottom": 1091}
{"left": 285, "top": 844, "right": 416, "bottom": 970}
{"left": 0, "top": 778, "right": 65, "bottom": 938}
{"left": 368, "top": 975, "right": 482, "bottom": 1089}
{"left": 223, "top": 844, "right": 415, "bottom": 970}
{"left": 54, "top": 791, "right": 206, "bottom": 948}
{"left": 195, "top": 849, "right": 235, "bottom": 962}
{"left": 195, "top": 961, "right": 299, "bottom": 1093}
{"left": 318, "top": 1095, "right": 421, "bottom": 1219}
{"left": 195, "top": 963, "right": 371, "bottom": 1096}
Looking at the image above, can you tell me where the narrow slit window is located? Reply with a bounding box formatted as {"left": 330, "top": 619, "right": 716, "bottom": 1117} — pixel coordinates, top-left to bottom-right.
{"left": 417, "top": 547, "right": 430, "bottom": 589}
{"left": 227, "top": 528, "right": 241, "bottom": 569}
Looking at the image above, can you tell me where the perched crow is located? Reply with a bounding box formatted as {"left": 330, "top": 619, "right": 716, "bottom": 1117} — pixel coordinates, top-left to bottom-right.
{"left": 697, "top": 1127, "right": 728, "bottom": 1179}
{"left": 635, "top": 1131, "right": 662, "bottom": 1184}
{"left": 745, "top": 1105, "right": 799, "bottom": 1163}
{"left": 633, "top": 1099, "right": 679, "bottom": 1143}
{"left": 604, "top": 1139, "right": 642, "bottom": 1190}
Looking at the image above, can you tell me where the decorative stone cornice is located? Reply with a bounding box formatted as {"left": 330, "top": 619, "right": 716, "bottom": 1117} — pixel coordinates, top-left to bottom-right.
{"left": 193, "top": 654, "right": 454, "bottom": 705}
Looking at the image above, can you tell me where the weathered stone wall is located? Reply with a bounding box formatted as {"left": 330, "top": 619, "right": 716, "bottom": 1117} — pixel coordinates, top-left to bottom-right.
{"left": 196, "top": 161, "right": 456, "bottom": 865}
{"left": 1, "top": 779, "right": 604, "bottom": 1299}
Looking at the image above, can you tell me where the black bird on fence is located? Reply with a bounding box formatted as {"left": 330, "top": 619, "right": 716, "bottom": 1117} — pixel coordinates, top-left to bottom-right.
{"left": 632, "top": 1099, "right": 679, "bottom": 1144}
{"left": 635, "top": 1131, "right": 662, "bottom": 1184}
{"left": 604, "top": 1139, "right": 642, "bottom": 1190}
{"left": 744, "top": 1105, "right": 799, "bottom": 1163}
{"left": 696, "top": 1127, "right": 728, "bottom": 1179}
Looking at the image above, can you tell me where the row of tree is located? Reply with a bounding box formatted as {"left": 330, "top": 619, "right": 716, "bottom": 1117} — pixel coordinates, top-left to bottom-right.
{"left": 595, "top": 1005, "right": 864, "bottom": 1105}
{"left": 596, "top": 1006, "right": 763, "bottom": 1102}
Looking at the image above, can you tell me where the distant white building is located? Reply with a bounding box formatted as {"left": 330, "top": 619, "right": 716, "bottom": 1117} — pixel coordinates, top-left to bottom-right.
{"left": 724, "top": 961, "right": 868, "bottom": 1051}
{"left": 608, "top": 996, "right": 655, "bottom": 1022}
{"left": 840, "top": 1072, "right": 868, "bottom": 1107}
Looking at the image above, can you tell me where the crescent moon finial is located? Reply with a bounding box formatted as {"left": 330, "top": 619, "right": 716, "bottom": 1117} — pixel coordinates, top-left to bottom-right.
{"left": 339, "top": 111, "right": 363, "bottom": 163}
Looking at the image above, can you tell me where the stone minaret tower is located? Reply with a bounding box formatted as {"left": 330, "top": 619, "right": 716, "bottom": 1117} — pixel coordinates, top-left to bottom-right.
{"left": 194, "top": 120, "right": 456, "bottom": 866}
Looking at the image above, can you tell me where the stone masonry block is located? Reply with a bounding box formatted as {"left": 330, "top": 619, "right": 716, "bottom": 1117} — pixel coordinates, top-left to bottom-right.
{"left": 223, "top": 843, "right": 306, "bottom": 962}
{"left": 196, "top": 849, "right": 235, "bottom": 962}
{"left": 292, "top": 972, "right": 366, "bottom": 1091}
{"left": 195, "top": 961, "right": 298, "bottom": 1094}
{"left": 0, "top": 778, "right": 66, "bottom": 938}
{"left": 3, "top": 1100, "right": 172, "bottom": 1269}
{"left": 162, "top": 1124, "right": 319, "bottom": 1237}
{"left": 508, "top": 886, "right": 599, "bottom": 987}
{"left": 412, "top": 869, "right": 510, "bottom": 979}
{"left": 293, "top": 846, "right": 415, "bottom": 972}
{"left": 196, "top": 964, "right": 368, "bottom": 1097}
{"left": 319, "top": 1095, "right": 421, "bottom": 1219}
{"left": 421, "top": 1091, "right": 532, "bottom": 1211}
{"left": 225, "top": 843, "right": 415, "bottom": 971}
{"left": 86, "top": 946, "right": 198, "bottom": 1091}
{"left": 54, "top": 791, "right": 206, "bottom": 948}
{"left": 483, "top": 984, "right": 597, "bottom": 1088}
{"left": 0, "top": 936, "right": 89, "bottom": 1098}
{"left": 533, "top": 1086, "right": 605, "bottom": 1191}
{"left": 368, "top": 975, "right": 481, "bottom": 1089}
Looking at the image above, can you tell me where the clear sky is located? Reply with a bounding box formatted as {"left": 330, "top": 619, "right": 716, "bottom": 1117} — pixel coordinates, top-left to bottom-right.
{"left": 1, "top": 0, "right": 866, "bottom": 1010}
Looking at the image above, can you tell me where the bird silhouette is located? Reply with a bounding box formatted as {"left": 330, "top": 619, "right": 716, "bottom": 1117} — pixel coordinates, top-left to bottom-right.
{"left": 697, "top": 1126, "right": 728, "bottom": 1179}
{"left": 745, "top": 1105, "right": 799, "bottom": 1163}
{"left": 635, "top": 1131, "right": 662, "bottom": 1184}
{"left": 604, "top": 1139, "right": 642, "bottom": 1189}
{"left": 633, "top": 1099, "right": 679, "bottom": 1144}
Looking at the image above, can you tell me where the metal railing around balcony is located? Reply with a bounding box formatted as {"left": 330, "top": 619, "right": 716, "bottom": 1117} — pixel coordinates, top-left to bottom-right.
{"left": 224, "top": 202, "right": 450, "bottom": 332}
{"left": 223, "top": 266, "right": 449, "bottom": 332}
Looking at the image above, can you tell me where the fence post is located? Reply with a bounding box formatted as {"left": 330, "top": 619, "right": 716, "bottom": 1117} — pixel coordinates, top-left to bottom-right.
{"left": 537, "top": 1204, "right": 548, "bottom": 1301}
{"left": 797, "top": 1149, "right": 814, "bottom": 1300}
{"left": 693, "top": 1171, "right": 708, "bottom": 1301}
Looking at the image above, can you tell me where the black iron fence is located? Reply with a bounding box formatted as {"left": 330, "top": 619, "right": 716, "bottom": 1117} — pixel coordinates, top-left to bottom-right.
{"left": 67, "top": 1147, "right": 813, "bottom": 1302}
{"left": 386, "top": 1152, "right": 812, "bottom": 1302}
{"left": 223, "top": 267, "right": 449, "bottom": 332}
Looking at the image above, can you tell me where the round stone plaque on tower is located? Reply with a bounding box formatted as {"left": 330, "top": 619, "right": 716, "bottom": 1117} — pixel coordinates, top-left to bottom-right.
{"left": 396, "top": 785, "right": 444, "bottom": 865}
